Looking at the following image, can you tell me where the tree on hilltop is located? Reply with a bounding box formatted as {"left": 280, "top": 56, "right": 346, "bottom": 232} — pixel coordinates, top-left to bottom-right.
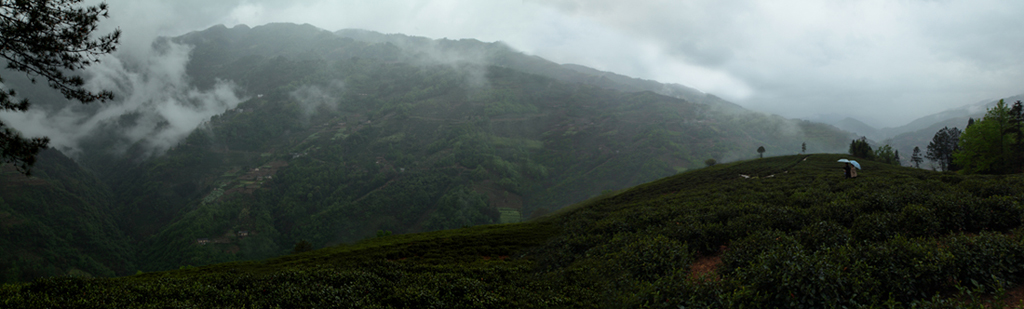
{"left": 910, "top": 146, "right": 924, "bottom": 168}
{"left": 874, "top": 144, "right": 896, "bottom": 165}
{"left": 926, "top": 126, "right": 961, "bottom": 171}
{"left": 954, "top": 99, "right": 1021, "bottom": 174}
{"left": 1012, "top": 101, "right": 1024, "bottom": 173}
{"left": 757, "top": 146, "right": 765, "bottom": 158}
{"left": 848, "top": 138, "right": 874, "bottom": 160}
{"left": 0, "top": 0, "right": 120, "bottom": 175}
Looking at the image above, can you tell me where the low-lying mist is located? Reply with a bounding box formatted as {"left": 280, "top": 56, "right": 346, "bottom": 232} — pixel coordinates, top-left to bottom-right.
{"left": 0, "top": 39, "right": 244, "bottom": 160}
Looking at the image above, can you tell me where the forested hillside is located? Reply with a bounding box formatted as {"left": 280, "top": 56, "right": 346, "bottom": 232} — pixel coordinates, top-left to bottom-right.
{"left": 1, "top": 23, "right": 855, "bottom": 279}
{"left": 0, "top": 150, "right": 134, "bottom": 282}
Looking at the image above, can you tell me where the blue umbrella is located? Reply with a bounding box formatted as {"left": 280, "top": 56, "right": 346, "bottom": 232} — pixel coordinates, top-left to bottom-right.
{"left": 838, "top": 159, "right": 861, "bottom": 169}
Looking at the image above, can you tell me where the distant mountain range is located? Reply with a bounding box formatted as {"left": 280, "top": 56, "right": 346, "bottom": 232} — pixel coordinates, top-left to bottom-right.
{"left": 886, "top": 95, "right": 1023, "bottom": 165}
{"left": 10, "top": 21, "right": 1018, "bottom": 282}
{"left": 2, "top": 23, "right": 856, "bottom": 280}
{"left": 806, "top": 94, "right": 1024, "bottom": 165}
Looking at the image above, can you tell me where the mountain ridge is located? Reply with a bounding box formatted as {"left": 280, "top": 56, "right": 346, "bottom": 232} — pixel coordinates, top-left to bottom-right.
{"left": 1, "top": 22, "right": 855, "bottom": 279}
{"left": 808, "top": 94, "right": 1023, "bottom": 143}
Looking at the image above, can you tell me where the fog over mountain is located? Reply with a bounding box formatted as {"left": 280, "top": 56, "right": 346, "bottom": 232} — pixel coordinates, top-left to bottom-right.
{"left": 809, "top": 93, "right": 1024, "bottom": 142}
{"left": 91, "top": 0, "right": 1024, "bottom": 127}
{"left": 0, "top": 0, "right": 1019, "bottom": 153}
{"left": 1, "top": 40, "right": 243, "bottom": 158}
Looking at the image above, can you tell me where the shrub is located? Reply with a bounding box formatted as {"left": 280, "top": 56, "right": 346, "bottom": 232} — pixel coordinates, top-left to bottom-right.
{"left": 809, "top": 198, "right": 859, "bottom": 227}
{"left": 854, "top": 236, "right": 953, "bottom": 302}
{"left": 897, "top": 204, "right": 942, "bottom": 238}
{"left": 852, "top": 212, "right": 901, "bottom": 242}
{"left": 730, "top": 240, "right": 873, "bottom": 307}
{"left": 720, "top": 230, "right": 800, "bottom": 275}
{"left": 664, "top": 222, "right": 728, "bottom": 255}
{"left": 795, "top": 221, "right": 850, "bottom": 251}
{"left": 585, "top": 232, "right": 692, "bottom": 283}
{"left": 944, "top": 233, "right": 1024, "bottom": 292}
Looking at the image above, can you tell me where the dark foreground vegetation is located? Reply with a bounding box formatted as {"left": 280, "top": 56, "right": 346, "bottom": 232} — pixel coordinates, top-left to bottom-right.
{"left": 4, "top": 154, "right": 1024, "bottom": 308}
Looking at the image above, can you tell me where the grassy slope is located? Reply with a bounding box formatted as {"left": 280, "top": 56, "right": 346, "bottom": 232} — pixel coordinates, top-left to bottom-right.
{"left": 4, "top": 154, "right": 1024, "bottom": 308}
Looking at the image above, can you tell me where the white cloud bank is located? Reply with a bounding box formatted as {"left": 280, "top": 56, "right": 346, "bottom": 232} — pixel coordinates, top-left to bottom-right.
{"left": 6, "top": 0, "right": 1023, "bottom": 153}
{"left": 200, "top": 0, "right": 1024, "bottom": 127}
{"left": 0, "top": 40, "right": 242, "bottom": 158}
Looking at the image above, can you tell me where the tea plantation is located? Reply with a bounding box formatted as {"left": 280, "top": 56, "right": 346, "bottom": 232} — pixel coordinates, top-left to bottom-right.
{"left": 4, "top": 154, "right": 1024, "bottom": 308}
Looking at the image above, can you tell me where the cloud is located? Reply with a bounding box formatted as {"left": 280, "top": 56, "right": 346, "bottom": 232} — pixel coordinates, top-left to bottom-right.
{"left": 0, "top": 39, "right": 243, "bottom": 159}
{"left": 526, "top": 0, "right": 1024, "bottom": 127}
{"left": 0, "top": 1, "right": 251, "bottom": 159}
{"left": 290, "top": 81, "right": 344, "bottom": 122}
{"left": 6, "top": 0, "right": 1023, "bottom": 155}
{"left": 185, "top": 0, "right": 1023, "bottom": 127}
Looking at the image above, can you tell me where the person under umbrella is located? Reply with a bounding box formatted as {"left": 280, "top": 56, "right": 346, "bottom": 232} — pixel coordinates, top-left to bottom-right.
{"left": 838, "top": 159, "right": 861, "bottom": 178}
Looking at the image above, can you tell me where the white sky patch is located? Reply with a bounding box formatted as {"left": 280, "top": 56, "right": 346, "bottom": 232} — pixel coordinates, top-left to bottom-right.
{"left": 637, "top": 42, "right": 753, "bottom": 101}
{"left": 226, "top": 3, "right": 266, "bottom": 25}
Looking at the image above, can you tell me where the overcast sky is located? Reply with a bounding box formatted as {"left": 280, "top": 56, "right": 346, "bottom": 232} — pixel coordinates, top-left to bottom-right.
{"left": 96, "top": 0, "right": 1024, "bottom": 128}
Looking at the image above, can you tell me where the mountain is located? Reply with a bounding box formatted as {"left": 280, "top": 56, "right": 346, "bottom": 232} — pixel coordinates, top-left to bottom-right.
{"left": 832, "top": 117, "right": 881, "bottom": 140}
{"left": 333, "top": 28, "right": 748, "bottom": 113}
{"left": 124, "top": 23, "right": 856, "bottom": 271}
{"left": 0, "top": 149, "right": 134, "bottom": 282}
{"left": 4, "top": 154, "right": 1024, "bottom": 307}
{"left": 0, "top": 23, "right": 856, "bottom": 277}
{"left": 886, "top": 94, "right": 1023, "bottom": 164}
{"left": 811, "top": 94, "right": 1023, "bottom": 145}
{"left": 883, "top": 97, "right": 1000, "bottom": 136}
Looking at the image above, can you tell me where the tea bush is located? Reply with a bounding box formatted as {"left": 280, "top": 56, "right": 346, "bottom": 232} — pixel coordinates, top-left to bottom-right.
{"left": 5, "top": 154, "right": 1024, "bottom": 308}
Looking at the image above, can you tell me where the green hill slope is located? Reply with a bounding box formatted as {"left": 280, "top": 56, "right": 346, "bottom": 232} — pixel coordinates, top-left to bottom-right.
{"left": 0, "top": 150, "right": 134, "bottom": 283}
{"left": 1, "top": 22, "right": 855, "bottom": 277}
{"left": 4, "top": 154, "right": 1024, "bottom": 308}
{"left": 72, "top": 23, "right": 855, "bottom": 272}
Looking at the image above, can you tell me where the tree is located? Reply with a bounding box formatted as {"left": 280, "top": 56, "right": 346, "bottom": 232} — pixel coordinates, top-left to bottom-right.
{"left": 0, "top": 0, "right": 120, "bottom": 175}
{"left": 704, "top": 158, "right": 716, "bottom": 167}
{"left": 292, "top": 239, "right": 313, "bottom": 254}
{"left": 757, "top": 146, "right": 765, "bottom": 158}
{"left": 1011, "top": 101, "right": 1024, "bottom": 173}
{"left": 874, "top": 144, "right": 897, "bottom": 165}
{"left": 848, "top": 138, "right": 874, "bottom": 160}
{"left": 911, "top": 146, "right": 924, "bottom": 168}
{"left": 953, "top": 99, "right": 1019, "bottom": 174}
{"left": 894, "top": 150, "right": 901, "bottom": 166}
{"left": 926, "top": 126, "right": 962, "bottom": 171}
{"left": 801, "top": 142, "right": 806, "bottom": 153}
